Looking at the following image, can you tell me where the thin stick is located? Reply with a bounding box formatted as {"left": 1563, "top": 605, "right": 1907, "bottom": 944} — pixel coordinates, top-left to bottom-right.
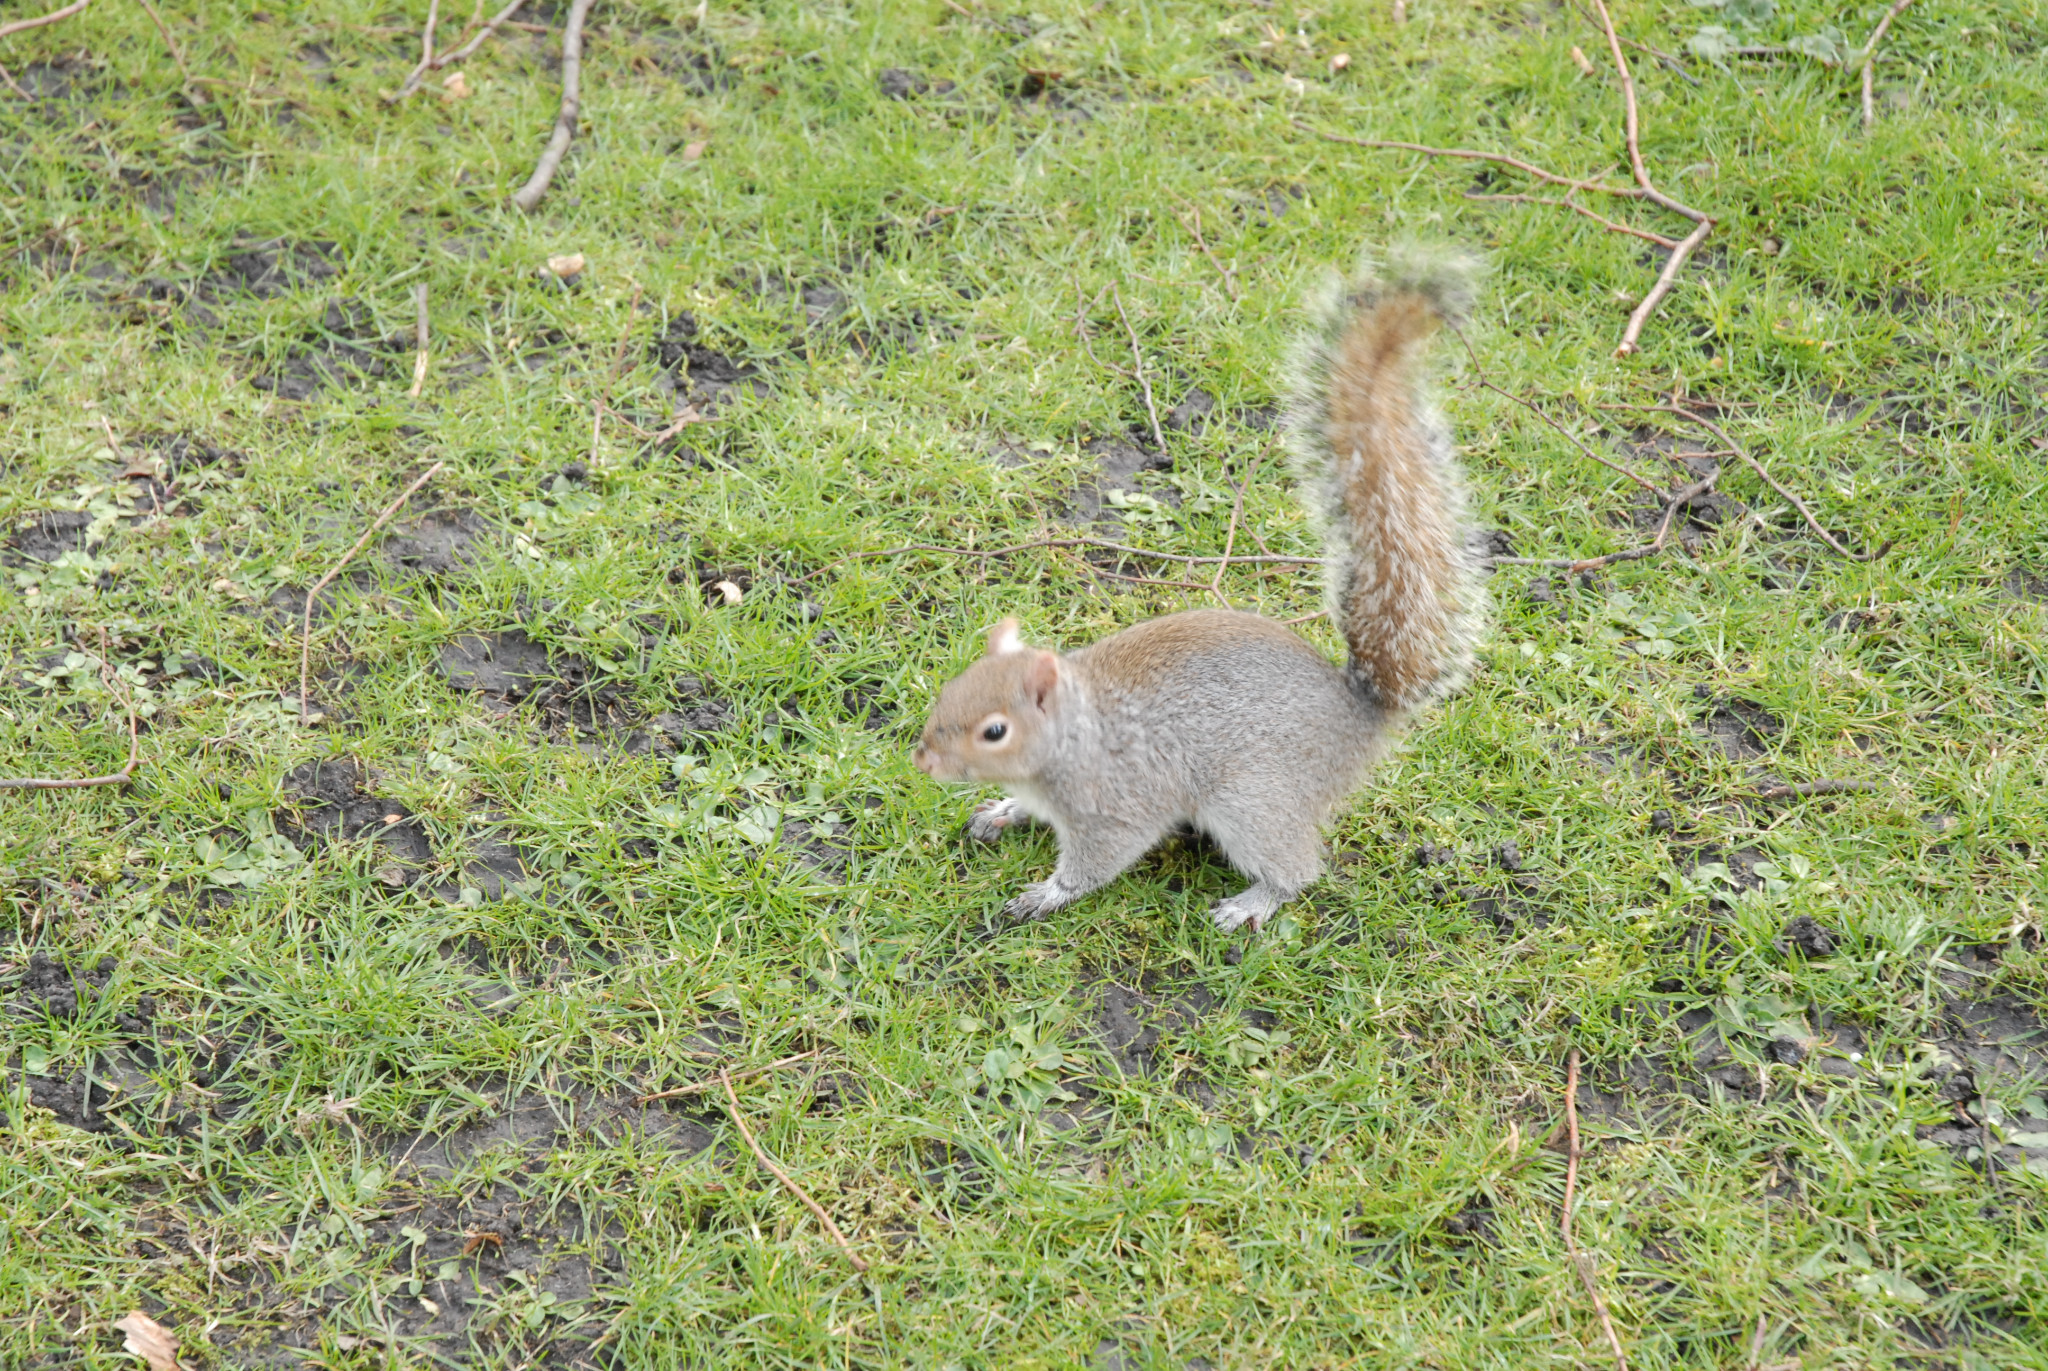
{"left": 1073, "top": 284, "right": 1129, "bottom": 379}
{"left": 1857, "top": 0, "right": 1915, "bottom": 129}
{"left": 1650, "top": 405, "right": 1888, "bottom": 560}
{"left": 1745, "top": 1312, "right": 1768, "bottom": 1370}
{"left": 1616, "top": 216, "right": 1713, "bottom": 357}
{"left": 132, "top": 0, "right": 192, "bottom": 87}
{"left": 1587, "top": 0, "right": 1706, "bottom": 225}
{"left": 297, "top": 463, "right": 445, "bottom": 716}
{"left": 510, "top": 0, "right": 595, "bottom": 213}
{"left": 387, "top": 0, "right": 439, "bottom": 105}
{"left": 0, "top": 0, "right": 91, "bottom": 42}
{"left": 1750, "top": 779, "right": 1877, "bottom": 801}
{"left": 1299, "top": 127, "right": 1641, "bottom": 200}
{"left": 391, "top": 0, "right": 524, "bottom": 99}
{"left": 638, "top": 1050, "right": 820, "bottom": 1103}
{"left": 407, "top": 283, "right": 429, "bottom": 398}
{"left": 1111, "top": 285, "right": 1169, "bottom": 456}
{"left": 1444, "top": 324, "right": 1664, "bottom": 495}
{"left": 1491, "top": 471, "right": 1716, "bottom": 572}
{"left": 0, "top": 62, "right": 30, "bottom": 100}
{"left": 1465, "top": 192, "right": 1678, "bottom": 248}
{"left": 0, "top": 652, "right": 141, "bottom": 791}
{"left": 718, "top": 1069, "right": 869, "bottom": 1271}
{"left": 793, "top": 537, "right": 1321, "bottom": 587}
{"left": 1583, "top": 0, "right": 1714, "bottom": 355}
{"left": 1209, "top": 448, "right": 1265, "bottom": 608}
{"left": 1182, "top": 205, "right": 1240, "bottom": 300}
{"left": 1564, "top": 1049, "right": 1631, "bottom": 1371}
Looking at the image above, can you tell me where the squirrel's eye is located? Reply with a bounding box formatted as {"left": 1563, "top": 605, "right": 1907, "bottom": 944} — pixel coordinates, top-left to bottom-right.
{"left": 980, "top": 721, "right": 1009, "bottom": 743}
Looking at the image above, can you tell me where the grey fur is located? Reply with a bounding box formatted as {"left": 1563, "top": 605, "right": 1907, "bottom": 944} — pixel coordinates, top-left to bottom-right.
{"left": 914, "top": 246, "right": 1487, "bottom": 932}
{"left": 976, "top": 611, "right": 1388, "bottom": 929}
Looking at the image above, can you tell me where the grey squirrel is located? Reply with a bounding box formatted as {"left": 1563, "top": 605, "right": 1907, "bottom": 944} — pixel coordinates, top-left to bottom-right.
{"left": 912, "top": 247, "right": 1487, "bottom": 932}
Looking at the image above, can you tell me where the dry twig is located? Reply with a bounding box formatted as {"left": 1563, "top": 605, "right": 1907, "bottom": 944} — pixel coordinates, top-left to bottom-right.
{"left": 1181, "top": 204, "right": 1241, "bottom": 299}
{"left": 1209, "top": 448, "right": 1266, "bottom": 608}
{"left": 407, "top": 283, "right": 430, "bottom": 398}
{"left": 392, "top": 0, "right": 525, "bottom": 100}
{"left": 638, "top": 1050, "right": 820, "bottom": 1103}
{"left": 0, "top": 648, "right": 141, "bottom": 791}
{"left": 1751, "top": 779, "right": 1877, "bottom": 801}
{"left": 793, "top": 537, "right": 1319, "bottom": 587}
{"left": 133, "top": 0, "right": 192, "bottom": 88}
{"left": 510, "top": 0, "right": 595, "bottom": 212}
{"left": 718, "top": 1069, "right": 869, "bottom": 1271}
{"left": 1304, "top": 0, "right": 1714, "bottom": 357}
{"left": 297, "top": 463, "right": 445, "bottom": 717}
{"left": 1111, "top": 285, "right": 1169, "bottom": 455}
{"left": 1465, "top": 192, "right": 1678, "bottom": 248}
{"left": 0, "top": 0, "right": 90, "bottom": 42}
{"left": 1634, "top": 404, "right": 1888, "bottom": 560}
{"left": 1073, "top": 284, "right": 1129, "bottom": 378}
{"left": 1564, "top": 1049, "right": 1631, "bottom": 1371}
{"left": 1857, "top": 0, "right": 1915, "bottom": 129}
{"left": 387, "top": 0, "right": 439, "bottom": 105}
{"left": 1584, "top": 0, "right": 1714, "bottom": 354}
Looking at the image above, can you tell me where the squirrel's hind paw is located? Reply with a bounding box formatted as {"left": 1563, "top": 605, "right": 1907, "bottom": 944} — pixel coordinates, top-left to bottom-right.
{"left": 1002, "top": 879, "right": 1072, "bottom": 921}
{"left": 968, "top": 797, "right": 1028, "bottom": 844}
{"left": 1211, "top": 884, "right": 1290, "bottom": 933}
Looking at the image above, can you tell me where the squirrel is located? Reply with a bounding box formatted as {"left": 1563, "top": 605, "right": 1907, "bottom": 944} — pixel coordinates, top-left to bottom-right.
{"left": 912, "top": 247, "right": 1488, "bottom": 932}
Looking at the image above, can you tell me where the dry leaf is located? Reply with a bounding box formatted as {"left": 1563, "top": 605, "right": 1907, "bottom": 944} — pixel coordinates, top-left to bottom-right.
{"left": 1569, "top": 44, "right": 1596, "bottom": 76}
{"left": 1328, "top": 52, "right": 1351, "bottom": 71}
{"left": 546, "top": 253, "right": 587, "bottom": 279}
{"left": 113, "top": 1311, "right": 182, "bottom": 1371}
{"left": 682, "top": 140, "right": 708, "bottom": 160}
{"left": 440, "top": 70, "right": 472, "bottom": 100}
{"left": 675, "top": 403, "right": 705, "bottom": 425}
{"left": 712, "top": 580, "right": 743, "bottom": 606}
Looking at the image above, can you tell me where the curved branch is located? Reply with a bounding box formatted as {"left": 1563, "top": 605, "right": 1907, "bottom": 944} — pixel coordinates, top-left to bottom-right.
{"left": 510, "top": 0, "right": 595, "bottom": 213}
{"left": 0, "top": 0, "right": 90, "bottom": 42}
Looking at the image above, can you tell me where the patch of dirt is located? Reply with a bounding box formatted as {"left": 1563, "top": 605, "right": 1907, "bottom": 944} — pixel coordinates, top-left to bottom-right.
{"left": 778, "top": 819, "right": 853, "bottom": 884}
{"left": 1236, "top": 183, "right": 1305, "bottom": 226}
{"left": 1063, "top": 435, "right": 1175, "bottom": 526}
{"left": 2002, "top": 567, "right": 2048, "bottom": 604}
{"left": 878, "top": 67, "right": 957, "bottom": 99}
{"left": 381, "top": 508, "right": 494, "bottom": 577}
{"left": 434, "top": 814, "right": 542, "bottom": 903}
{"left": 274, "top": 759, "right": 434, "bottom": 874}
{"left": 1165, "top": 387, "right": 1216, "bottom": 433}
{"left": 211, "top": 238, "right": 340, "bottom": 298}
{"left": 4, "top": 511, "right": 94, "bottom": 564}
{"left": 1087, "top": 971, "right": 1219, "bottom": 1078}
{"left": 252, "top": 298, "right": 410, "bottom": 399}
{"left": 1696, "top": 697, "right": 1781, "bottom": 762}
{"left": 651, "top": 312, "right": 769, "bottom": 416}
{"left": 642, "top": 29, "right": 734, "bottom": 94}
{"left": 6, "top": 952, "right": 161, "bottom": 1133}
{"left": 437, "top": 630, "right": 644, "bottom": 740}
{"left": 620, "top": 679, "right": 740, "bottom": 754}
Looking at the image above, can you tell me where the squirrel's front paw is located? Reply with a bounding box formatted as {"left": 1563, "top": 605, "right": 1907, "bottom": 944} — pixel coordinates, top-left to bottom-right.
{"left": 1001, "top": 880, "right": 1069, "bottom": 921}
{"left": 967, "top": 797, "right": 1026, "bottom": 844}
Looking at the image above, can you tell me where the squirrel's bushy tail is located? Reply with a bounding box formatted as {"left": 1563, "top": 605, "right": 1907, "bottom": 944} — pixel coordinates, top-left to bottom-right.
{"left": 1286, "top": 244, "right": 1487, "bottom": 714}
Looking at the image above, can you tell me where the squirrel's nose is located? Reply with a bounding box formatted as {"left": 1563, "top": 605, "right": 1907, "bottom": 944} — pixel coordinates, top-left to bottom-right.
{"left": 912, "top": 747, "right": 934, "bottom": 775}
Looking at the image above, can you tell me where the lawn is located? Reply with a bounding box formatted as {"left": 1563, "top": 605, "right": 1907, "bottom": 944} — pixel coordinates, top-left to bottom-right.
{"left": 2, "top": 0, "right": 2046, "bottom": 1366}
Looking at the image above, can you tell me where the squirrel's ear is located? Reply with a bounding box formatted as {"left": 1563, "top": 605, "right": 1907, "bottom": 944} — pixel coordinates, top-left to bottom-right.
{"left": 986, "top": 617, "right": 1025, "bottom": 656}
{"left": 1024, "top": 650, "right": 1060, "bottom": 710}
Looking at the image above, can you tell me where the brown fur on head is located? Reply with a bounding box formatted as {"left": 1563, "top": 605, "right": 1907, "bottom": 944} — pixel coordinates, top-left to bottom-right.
{"left": 914, "top": 617, "right": 1062, "bottom": 782}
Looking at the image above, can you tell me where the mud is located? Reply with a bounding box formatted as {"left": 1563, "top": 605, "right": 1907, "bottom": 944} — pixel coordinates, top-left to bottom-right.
{"left": 1696, "top": 697, "right": 1782, "bottom": 762}
{"left": 1063, "top": 435, "right": 1175, "bottom": 526}
{"left": 274, "top": 758, "right": 435, "bottom": 872}
{"left": 651, "top": 313, "right": 769, "bottom": 415}
{"left": 4, "top": 511, "right": 94, "bottom": 563}
{"left": 252, "top": 298, "right": 411, "bottom": 399}
{"left": 380, "top": 508, "right": 494, "bottom": 577}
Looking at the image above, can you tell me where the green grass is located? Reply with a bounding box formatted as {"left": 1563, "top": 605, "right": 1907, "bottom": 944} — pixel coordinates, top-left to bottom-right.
{"left": 3, "top": 0, "right": 2047, "bottom": 1366}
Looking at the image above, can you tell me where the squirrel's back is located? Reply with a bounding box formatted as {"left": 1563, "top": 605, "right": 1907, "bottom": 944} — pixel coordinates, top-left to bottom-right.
{"left": 1286, "top": 247, "right": 1486, "bottom": 715}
